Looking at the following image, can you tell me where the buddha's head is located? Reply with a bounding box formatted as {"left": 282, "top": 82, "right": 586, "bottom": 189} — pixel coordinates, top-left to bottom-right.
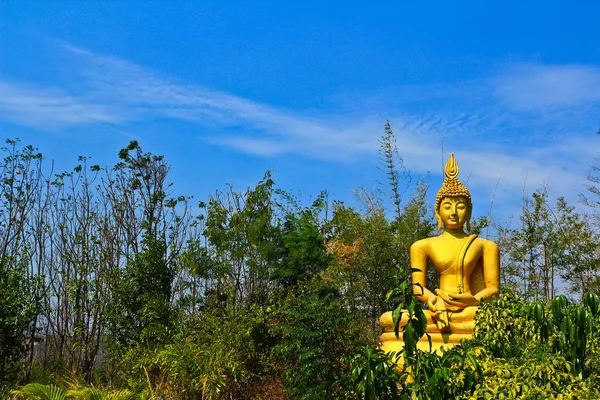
{"left": 435, "top": 153, "right": 472, "bottom": 232}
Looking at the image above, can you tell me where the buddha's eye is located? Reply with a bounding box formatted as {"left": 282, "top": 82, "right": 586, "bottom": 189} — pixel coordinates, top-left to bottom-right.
{"left": 457, "top": 204, "right": 466, "bottom": 210}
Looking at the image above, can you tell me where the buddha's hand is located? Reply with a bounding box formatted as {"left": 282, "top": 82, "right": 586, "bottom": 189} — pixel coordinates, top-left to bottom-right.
{"left": 436, "top": 290, "right": 478, "bottom": 307}
{"left": 427, "top": 296, "right": 442, "bottom": 317}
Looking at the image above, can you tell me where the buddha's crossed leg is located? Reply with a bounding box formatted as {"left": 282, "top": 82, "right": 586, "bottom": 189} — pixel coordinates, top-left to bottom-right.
{"left": 379, "top": 305, "right": 477, "bottom": 334}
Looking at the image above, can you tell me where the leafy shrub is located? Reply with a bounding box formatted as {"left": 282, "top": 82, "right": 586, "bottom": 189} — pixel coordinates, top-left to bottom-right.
{"left": 405, "top": 343, "right": 483, "bottom": 400}
{"left": 67, "top": 387, "right": 138, "bottom": 400}
{"left": 115, "top": 303, "right": 272, "bottom": 399}
{"left": 349, "top": 346, "right": 402, "bottom": 400}
{"left": 547, "top": 294, "right": 597, "bottom": 376}
{"left": 464, "top": 349, "right": 600, "bottom": 399}
{"left": 473, "top": 289, "right": 539, "bottom": 359}
{"left": 11, "top": 383, "right": 68, "bottom": 400}
{"left": 367, "top": 287, "right": 600, "bottom": 399}
{"left": 12, "top": 383, "right": 139, "bottom": 400}
{"left": 273, "top": 280, "right": 364, "bottom": 399}
{"left": 153, "top": 341, "right": 243, "bottom": 400}
{"left": 107, "top": 234, "right": 176, "bottom": 354}
{"left": 0, "top": 256, "right": 39, "bottom": 388}
{"left": 468, "top": 291, "right": 600, "bottom": 398}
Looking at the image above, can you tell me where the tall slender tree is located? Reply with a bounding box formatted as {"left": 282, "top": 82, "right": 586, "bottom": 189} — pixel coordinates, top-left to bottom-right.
{"left": 377, "top": 121, "right": 411, "bottom": 221}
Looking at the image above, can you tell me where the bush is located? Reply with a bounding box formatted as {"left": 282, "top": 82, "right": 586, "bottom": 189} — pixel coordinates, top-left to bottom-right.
{"left": 464, "top": 348, "right": 600, "bottom": 399}
{"left": 473, "top": 290, "right": 539, "bottom": 359}
{"left": 273, "top": 280, "right": 364, "bottom": 399}
{"left": 354, "top": 289, "right": 600, "bottom": 399}
{"left": 466, "top": 291, "right": 600, "bottom": 399}
{"left": 0, "top": 256, "right": 39, "bottom": 390}
{"left": 115, "top": 302, "right": 272, "bottom": 399}
{"left": 349, "top": 346, "right": 402, "bottom": 400}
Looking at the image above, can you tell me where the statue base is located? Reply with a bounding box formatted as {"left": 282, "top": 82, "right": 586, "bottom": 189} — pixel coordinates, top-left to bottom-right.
{"left": 379, "top": 331, "right": 472, "bottom": 355}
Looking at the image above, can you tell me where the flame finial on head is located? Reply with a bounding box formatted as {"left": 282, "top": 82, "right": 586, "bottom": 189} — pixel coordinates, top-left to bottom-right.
{"left": 445, "top": 153, "right": 459, "bottom": 180}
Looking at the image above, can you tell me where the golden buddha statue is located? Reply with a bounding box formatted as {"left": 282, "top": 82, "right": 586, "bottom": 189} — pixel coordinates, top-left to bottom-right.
{"left": 380, "top": 153, "right": 500, "bottom": 353}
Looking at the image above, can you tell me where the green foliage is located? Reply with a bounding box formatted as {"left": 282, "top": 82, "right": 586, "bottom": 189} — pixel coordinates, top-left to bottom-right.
{"left": 7, "top": 135, "right": 600, "bottom": 399}
{"left": 325, "top": 180, "right": 433, "bottom": 340}
{"left": 12, "top": 383, "right": 139, "bottom": 400}
{"left": 202, "top": 171, "right": 281, "bottom": 305}
{"left": 468, "top": 291, "right": 600, "bottom": 398}
{"left": 153, "top": 342, "right": 242, "bottom": 400}
{"left": 326, "top": 203, "right": 399, "bottom": 322}
{"left": 0, "top": 140, "right": 43, "bottom": 385}
{"left": 66, "top": 387, "right": 137, "bottom": 400}
{"left": 465, "top": 349, "right": 600, "bottom": 399}
{"left": 377, "top": 121, "right": 411, "bottom": 220}
{"left": 473, "top": 289, "right": 539, "bottom": 359}
{"left": 0, "top": 256, "right": 39, "bottom": 385}
{"left": 11, "top": 383, "right": 68, "bottom": 400}
{"left": 273, "top": 281, "right": 363, "bottom": 399}
{"left": 499, "top": 188, "right": 600, "bottom": 300}
{"left": 386, "top": 268, "right": 428, "bottom": 360}
{"left": 102, "top": 142, "right": 180, "bottom": 363}
{"left": 400, "top": 343, "right": 483, "bottom": 400}
{"left": 115, "top": 303, "right": 271, "bottom": 399}
{"left": 273, "top": 199, "right": 330, "bottom": 288}
{"left": 371, "top": 284, "right": 600, "bottom": 399}
{"left": 108, "top": 234, "right": 175, "bottom": 352}
{"left": 349, "top": 346, "right": 402, "bottom": 400}
{"left": 529, "top": 293, "right": 599, "bottom": 376}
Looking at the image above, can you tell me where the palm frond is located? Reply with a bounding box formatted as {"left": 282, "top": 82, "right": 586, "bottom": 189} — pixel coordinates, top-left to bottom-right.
{"left": 11, "top": 383, "right": 68, "bottom": 400}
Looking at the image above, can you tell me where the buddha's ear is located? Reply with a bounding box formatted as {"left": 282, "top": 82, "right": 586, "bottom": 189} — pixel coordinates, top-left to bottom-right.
{"left": 466, "top": 205, "right": 472, "bottom": 232}
{"left": 435, "top": 208, "right": 443, "bottom": 232}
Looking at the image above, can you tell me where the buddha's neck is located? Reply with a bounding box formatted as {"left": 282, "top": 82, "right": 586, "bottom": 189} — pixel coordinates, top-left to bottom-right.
{"left": 442, "top": 228, "right": 468, "bottom": 238}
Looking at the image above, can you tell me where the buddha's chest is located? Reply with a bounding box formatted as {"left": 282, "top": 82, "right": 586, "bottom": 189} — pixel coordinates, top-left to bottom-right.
{"left": 428, "top": 240, "right": 482, "bottom": 274}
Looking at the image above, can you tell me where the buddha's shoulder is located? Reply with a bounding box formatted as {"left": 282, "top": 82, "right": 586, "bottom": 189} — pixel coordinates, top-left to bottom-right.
{"left": 410, "top": 235, "right": 498, "bottom": 249}
{"left": 410, "top": 236, "right": 438, "bottom": 251}
{"left": 473, "top": 236, "right": 499, "bottom": 250}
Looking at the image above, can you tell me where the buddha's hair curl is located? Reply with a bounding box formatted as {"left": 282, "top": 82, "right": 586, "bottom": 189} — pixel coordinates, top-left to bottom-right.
{"left": 435, "top": 178, "right": 472, "bottom": 211}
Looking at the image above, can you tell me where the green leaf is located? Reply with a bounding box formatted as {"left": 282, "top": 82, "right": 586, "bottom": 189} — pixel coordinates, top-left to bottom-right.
{"left": 12, "top": 383, "right": 68, "bottom": 400}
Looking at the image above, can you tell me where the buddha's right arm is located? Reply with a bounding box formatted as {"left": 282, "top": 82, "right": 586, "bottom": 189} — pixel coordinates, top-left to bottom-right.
{"left": 410, "top": 241, "right": 436, "bottom": 305}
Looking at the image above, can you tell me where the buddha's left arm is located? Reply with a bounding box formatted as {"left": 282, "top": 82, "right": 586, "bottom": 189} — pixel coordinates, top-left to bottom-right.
{"left": 474, "top": 240, "right": 500, "bottom": 302}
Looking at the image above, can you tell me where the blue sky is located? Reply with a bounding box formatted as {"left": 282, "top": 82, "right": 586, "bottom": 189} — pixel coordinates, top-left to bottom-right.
{"left": 1, "top": 1, "right": 599, "bottom": 226}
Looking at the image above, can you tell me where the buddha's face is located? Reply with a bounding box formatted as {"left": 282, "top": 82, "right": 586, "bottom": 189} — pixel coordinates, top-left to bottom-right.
{"left": 438, "top": 196, "right": 470, "bottom": 230}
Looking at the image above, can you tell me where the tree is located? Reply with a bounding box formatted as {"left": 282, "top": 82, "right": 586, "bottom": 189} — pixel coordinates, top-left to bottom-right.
{"left": 106, "top": 142, "right": 185, "bottom": 353}
{"left": 273, "top": 281, "right": 362, "bottom": 400}
{"left": 500, "top": 187, "right": 599, "bottom": 300}
{"left": 324, "top": 183, "right": 433, "bottom": 337}
{"left": 272, "top": 193, "right": 331, "bottom": 288}
{"left": 110, "top": 233, "right": 175, "bottom": 349}
{"left": 202, "top": 172, "right": 281, "bottom": 306}
{"left": 0, "top": 140, "right": 43, "bottom": 384}
{"left": 0, "top": 256, "right": 38, "bottom": 385}
{"left": 377, "top": 121, "right": 411, "bottom": 221}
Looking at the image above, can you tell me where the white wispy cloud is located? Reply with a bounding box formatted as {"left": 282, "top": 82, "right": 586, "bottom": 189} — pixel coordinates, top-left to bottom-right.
{"left": 34, "top": 43, "right": 388, "bottom": 161}
{"left": 0, "top": 43, "right": 598, "bottom": 207}
{"left": 493, "top": 63, "right": 600, "bottom": 110}
{"left": 0, "top": 81, "right": 120, "bottom": 129}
